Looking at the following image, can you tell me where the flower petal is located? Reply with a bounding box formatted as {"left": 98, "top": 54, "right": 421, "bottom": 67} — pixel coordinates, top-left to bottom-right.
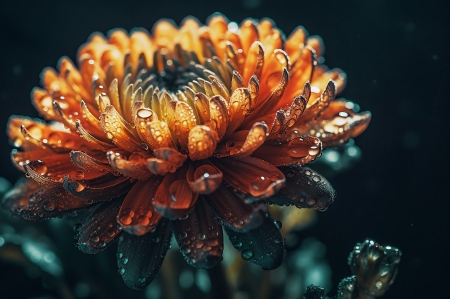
{"left": 188, "top": 125, "right": 218, "bottom": 160}
{"left": 205, "top": 184, "right": 267, "bottom": 232}
{"left": 174, "top": 198, "right": 223, "bottom": 268}
{"left": 77, "top": 198, "right": 123, "bottom": 254}
{"left": 187, "top": 161, "right": 222, "bottom": 195}
{"left": 107, "top": 151, "right": 152, "bottom": 180}
{"left": 269, "top": 166, "right": 336, "bottom": 211}
{"left": 117, "top": 178, "right": 162, "bottom": 235}
{"left": 225, "top": 214, "right": 285, "bottom": 270}
{"left": 2, "top": 178, "right": 40, "bottom": 215}
{"left": 294, "top": 100, "right": 372, "bottom": 148}
{"left": 253, "top": 135, "right": 322, "bottom": 166}
{"left": 63, "top": 173, "right": 132, "bottom": 200}
{"left": 297, "top": 80, "right": 336, "bottom": 123}
{"left": 212, "top": 156, "right": 285, "bottom": 199}
{"left": 146, "top": 147, "right": 187, "bottom": 176}
{"left": 20, "top": 187, "right": 100, "bottom": 220}
{"left": 117, "top": 218, "right": 172, "bottom": 289}
{"left": 153, "top": 165, "right": 198, "bottom": 219}
{"left": 70, "top": 150, "right": 112, "bottom": 173}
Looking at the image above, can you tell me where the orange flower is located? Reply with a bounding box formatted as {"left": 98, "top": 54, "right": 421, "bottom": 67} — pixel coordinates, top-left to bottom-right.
{"left": 3, "top": 14, "right": 370, "bottom": 289}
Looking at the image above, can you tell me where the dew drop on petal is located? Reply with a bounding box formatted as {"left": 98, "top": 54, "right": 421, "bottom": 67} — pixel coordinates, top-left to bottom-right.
{"left": 137, "top": 108, "right": 153, "bottom": 119}
{"left": 29, "top": 160, "right": 48, "bottom": 175}
{"left": 241, "top": 249, "right": 254, "bottom": 260}
{"left": 76, "top": 169, "right": 84, "bottom": 180}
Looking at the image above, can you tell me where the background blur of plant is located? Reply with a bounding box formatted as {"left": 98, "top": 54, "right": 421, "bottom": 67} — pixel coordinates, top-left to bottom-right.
{"left": 0, "top": 0, "right": 447, "bottom": 298}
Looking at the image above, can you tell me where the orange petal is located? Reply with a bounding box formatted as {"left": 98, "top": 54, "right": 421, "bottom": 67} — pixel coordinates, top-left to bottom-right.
{"left": 70, "top": 150, "right": 112, "bottom": 173}
{"left": 146, "top": 147, "right": 187, "bottom": 176}
{"left": 100, "top": 105, "right": 142, "bottom": 152}
{"left": 187, "top": 161, "right": 222, "bottom": 194}
{"left": 188, "top": 125, "right": 218, "bottom": 160}
{"left": 253, "top": 135, "right": 322, "bottom": 166}
{"left": 107, "top": 151, "right": 152, "bottom": 180}
{"left": 153, "top": 166, "right": 198, "bottom": 219}
{"left": 212, "top": 156, "right": 285, "bottom": 199}
{"left": 118, "top": 178, "right": 162, "bottom": 235}
{"left": 296, "top": 80, "right": 336, "bottom": 123}
{"left": 225, "top": 88, "right": 252, "bottom": 137}
{"left": 285, "top": 26, "right": 308, "bottom": 61}
{"left": 217, "top": 121, "right": 268, "bottom": 157}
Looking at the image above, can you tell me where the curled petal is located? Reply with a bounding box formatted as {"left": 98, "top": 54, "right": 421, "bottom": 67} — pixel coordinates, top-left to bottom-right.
{"left": 174, "top": 198, "right": 224, "bottom": 268}
{"left": 225, "top": 214, "right": 285, "bottom": 270}
{"left": 2, "top": 178, "right": 40, "bottom": 215}
{"left": 187, "top": 161, "right": 222, "bottom": 194}
{"left": 77, "top": 198, "right": 123, "bottom": 254}
{"left": 212, "top": 156, "right": 285, "bottom": 199}
{"left": 70, "top": 150, "right": 112, "bottom": 173}
{"left": 117, "top": 218, "right": 172, "bottom": 290}
{"left": 188, "top": 125, "right": 218, "bottom": 160}
{"left": 117, "top": 178, "right": 162, "bottom": 235}
{"left": 269, "top": 166, "right": 336, "bottom": 211}
{"left": 146, "top": 147, "right": 187, "bottom": 175}
{"left": 63, "top": 173, "right": 132, "bottom": 201}
{"left": 208, "top": 95, "right": 228, "bottom": 142}
{"left": 297, "top": 80, "right": 336, "bottom": 123}
{"left": 225, "top": 88, "right": 252, "bottom": 137}
{"left": 216, "top": 121, "right": 268, "bottom": 157}
{"left": 206, "top": 184, "right": 266, "bottom": 232}
{"left": 107, "top": 151, "right": 152, "bottom": 180}
{"left": 253, "top": 135, "right": 322, "bottom": 166}
{"left": 296, "top": 100, "right": 372, "bottom": 148}
{"left": 167, "top": 100, "right": 197, "bottom": 148}
{"left": 153, "top": 165, "right": 198, "bottom": 219}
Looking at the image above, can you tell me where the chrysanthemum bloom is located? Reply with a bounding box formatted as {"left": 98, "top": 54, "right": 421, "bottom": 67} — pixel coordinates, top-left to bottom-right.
{"left": 3, "top": 14, "right": 371, "bottom": 289}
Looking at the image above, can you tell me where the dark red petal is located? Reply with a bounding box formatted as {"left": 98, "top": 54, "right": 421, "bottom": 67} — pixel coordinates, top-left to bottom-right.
{"left": 269, "top": 165, "right": 336, "bottom": 211}
{"left": 63, "top": 173, "right": 132, "bottom": 201}
{"left": 212, "top": 156, "right": 285, "bottom": 199}
{"left": 2, "top": 178, "right": 39, "bottom": 215}
{"left": 117, "top": 218, "right": 172, "bottom": 290}
{"left": 253, "top": 135, "right": 322, "bottom": 166}
{"left": 20, "top": 187, "right": 100, "bottom": 220}
{"left": 70, "top": 150, "right": 112, "bottom": 173}
{"left": 146, "top": 147, "right": 187, "bottom": 175}
{"left": 173, "top": 197, "right": 223, "bottom": 268}
{"left": 77, "top": 198, "right": 123, "bottom": 254}
{"left": 225, "top": 214, "right": 285, "bottom": 270}
{"left": 205, "top": 184, "right": 266, "bottom": 232}
{"left": 107, "top": 151, "right": 152, "bottom": 180}
{"left": 118, "top": 177, "right": 162, "bottom": 235}
{"left": 186, "top": 161, "right": 222, "bottom": 195}
{"left": 153, "top": 165, "right": 198, "bottom": 219}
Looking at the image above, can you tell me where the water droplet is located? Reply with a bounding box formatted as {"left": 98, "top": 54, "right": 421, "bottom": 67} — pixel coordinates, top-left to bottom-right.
{"left": 308, "top": 146, "right": 320, "bottom": 156}
{"left": 249, "top": 176, "right": 271, "bottom": 197}
{"left": 312, "top": 175, "right": 321, "bottom": 182}
{"left": 42, "top": 200, "right": 55, "bottom": 212}
{"left": 73, "top": 181, "right": 86, "bottom": 192}
{"left": 140, "top": 143, "right": 149, "bottom": 150}
{"left": 274, "top": 220, "right": 282, "bottom": 229}
{"left": 307, "top": 198, "right": 316, "bottom": 205}
{"left": 137, "top": 108, "right": 153, "bottom": 119}
{"left": 198, "top": 233, "right": 206, "bottom": 240}
{"left": 29, "top": 160, "right": 47, "bottom": 175}
{"left": 241, "top": 249, "right": 254, "bottom": 260}
{"left": 106, "top": 132, "right": 113, "bottom": 139}
{"left": 91, "top": 236, "right": 100, "bottom": 243}
{"left": 152, "top": 236, "right": 160, "bottom": 243}
{"left": 117, "top": 252, "right": 123, "bottom": 259}
{"left": 118, "top": 268, "right": 125, "bottom": 275}
{"left": 123, "top": 258, "right": 129, "bottom": 265}
{"left": 376, "top": 281, "right": 382, "bottom": 289}
{"left": 234, "top": 241, "right": 243, "bottom": 249}
{"left": 137, "top": 215, "right": 150, "bottom": 226}
{"left": 274, "top": 237, "right": 282, "bottom": 244}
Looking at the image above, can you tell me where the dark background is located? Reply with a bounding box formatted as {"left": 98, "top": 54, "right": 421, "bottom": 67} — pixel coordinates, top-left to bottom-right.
{"left": 0, "top": 0, "right": 447, "bottom": 298}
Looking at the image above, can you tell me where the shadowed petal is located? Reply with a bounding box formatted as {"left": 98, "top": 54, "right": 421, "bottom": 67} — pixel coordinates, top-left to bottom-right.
{"left": 20, "top": 187, "right": 102, "bottom": 220}
{"left": 77, "top": 198, "right": 123, "bottom": 254}
{"left": 206, "top": 184, "right": 267, "bottom": 232}
{"left": 212, "top": 156, "right": 285, "bottom": 199}
{"left": 118, "top": 177, "right": 162, "bottom": 235}
{"left": 174, "top": 197, "right": 223, "bottom": 268}
{"left": 2, "top": 178, "right": 40, "bottom": 215}
{"left": 117, "top": 218, "right": 172, "bottom": 290}
{"left": 225, "top": 214, "right": 285, "bottom": 270}
{"left": 269, "top": 165, "right": 336, "bottom": 211}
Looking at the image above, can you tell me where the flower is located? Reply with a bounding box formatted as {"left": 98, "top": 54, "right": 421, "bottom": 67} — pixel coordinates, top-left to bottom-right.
{"left": 3, "top": 14, "right": 371, "bottom": 289}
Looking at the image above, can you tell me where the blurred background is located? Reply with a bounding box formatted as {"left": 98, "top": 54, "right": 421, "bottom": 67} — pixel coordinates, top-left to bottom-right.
{"left": 0, "top": 0, "right": 447, "bottom": 298}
